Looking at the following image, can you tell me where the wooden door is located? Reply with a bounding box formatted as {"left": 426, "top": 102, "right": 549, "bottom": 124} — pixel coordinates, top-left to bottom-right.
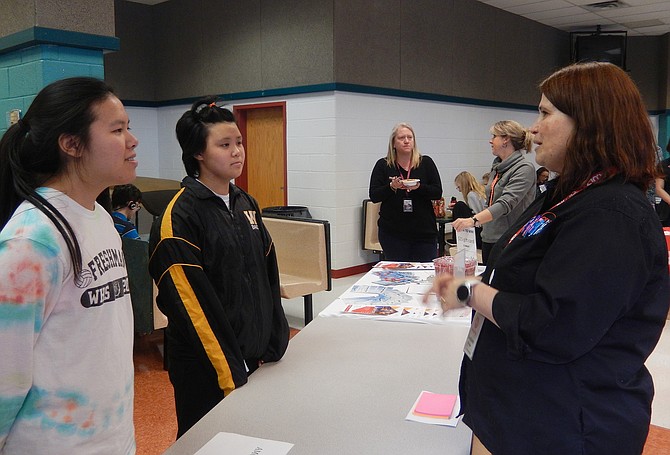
{"left": 235, "top": 102, "right": 286, "bottom": 209}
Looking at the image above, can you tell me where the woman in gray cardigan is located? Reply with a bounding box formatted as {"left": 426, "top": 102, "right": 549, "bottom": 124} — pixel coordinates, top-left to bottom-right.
{"left": 452, "top": 120, "right": 536, "bottom": 264}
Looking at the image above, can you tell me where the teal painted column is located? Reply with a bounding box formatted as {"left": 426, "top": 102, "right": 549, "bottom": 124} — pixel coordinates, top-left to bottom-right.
{"left": 0, "top": 27, "right": 119, "bottom": 135}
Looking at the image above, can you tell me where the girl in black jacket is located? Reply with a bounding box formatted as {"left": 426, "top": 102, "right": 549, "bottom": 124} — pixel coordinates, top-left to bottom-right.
{"left": 149, "top": 98, "right": 289, "bottom": 437}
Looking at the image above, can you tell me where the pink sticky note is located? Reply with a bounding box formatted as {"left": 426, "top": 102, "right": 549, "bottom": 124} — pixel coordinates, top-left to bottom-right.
{"left": 413, "top": 391, "right": 457, "bottom": 418}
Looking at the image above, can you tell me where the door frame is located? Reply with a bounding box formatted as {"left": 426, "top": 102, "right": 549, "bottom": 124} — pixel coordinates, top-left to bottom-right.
{"left": 234, "top": 101, "right": 288, "bottom": 205}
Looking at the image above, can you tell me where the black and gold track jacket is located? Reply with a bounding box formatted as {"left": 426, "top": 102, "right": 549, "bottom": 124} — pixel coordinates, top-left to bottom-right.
{"left": 148, "top": 177, "right": 289, "bottom": 394}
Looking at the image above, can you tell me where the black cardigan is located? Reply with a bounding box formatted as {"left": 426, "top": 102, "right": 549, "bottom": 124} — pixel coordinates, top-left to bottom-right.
{"left": 368, "top": 155, "right": 443, "bottom": 241}
{"left": 462, "top": 176, "right": 670, "bottom": 454}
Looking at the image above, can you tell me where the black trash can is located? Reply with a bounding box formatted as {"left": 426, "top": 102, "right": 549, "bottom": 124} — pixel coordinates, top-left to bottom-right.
{"left": 262, "top": 206, "right": 312, "bottom": 219}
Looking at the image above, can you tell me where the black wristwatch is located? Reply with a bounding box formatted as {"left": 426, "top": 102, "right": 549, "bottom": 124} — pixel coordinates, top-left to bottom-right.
{"left": 456, "top": 279, "right": 481, "bottom": 307}
{"left": 471, "top": 216, "right": 481, "bottom": 228}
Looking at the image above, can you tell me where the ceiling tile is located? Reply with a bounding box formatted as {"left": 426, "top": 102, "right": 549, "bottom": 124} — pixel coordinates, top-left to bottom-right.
{"left": 475, "top": 0, "right": 670, "bottom": 35}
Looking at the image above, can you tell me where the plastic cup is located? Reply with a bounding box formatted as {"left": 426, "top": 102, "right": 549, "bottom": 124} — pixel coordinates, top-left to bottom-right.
{"left": 433, "top": 256, "right": 454, "bottom": 275}
{"left": 434, "top": 255, "right": 477, "bottom": 276}
{"left": 465, "top": 257, "right": 477, "bottom": 276}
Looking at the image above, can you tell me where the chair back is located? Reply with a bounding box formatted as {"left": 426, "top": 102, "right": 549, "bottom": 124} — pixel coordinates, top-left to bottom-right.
{"left": 142, "top": 189, "right": 180, "bottom": 218}
{"left": 122, "top": 237, "right": 154, "bottom": 334}
{"left": 262, "top": 215, "right": 332, "bottom": 299}
{"left": 362, "top": 199, "right": 382, "bottom": 252}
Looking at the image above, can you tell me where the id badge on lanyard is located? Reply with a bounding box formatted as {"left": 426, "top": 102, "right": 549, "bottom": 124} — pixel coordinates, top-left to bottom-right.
{"left": 463, "top": 312, "right": 485, "bottom": 360}
{"left": 398, "top": 163, "right": 413, "bottom": 213}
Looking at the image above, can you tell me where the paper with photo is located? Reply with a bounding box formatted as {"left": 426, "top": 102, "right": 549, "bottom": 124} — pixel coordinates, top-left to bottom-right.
{"left": 456, "top": 227, "right": 478, "bottom": 262}
{"left": 318, "top": 265, "right": 472, "bottom": 324}
{"left": 195, "top": 432, "right": 293, "bottom": 455}
{"left": 373, "top": 261, "right": 434, "bottom": 270}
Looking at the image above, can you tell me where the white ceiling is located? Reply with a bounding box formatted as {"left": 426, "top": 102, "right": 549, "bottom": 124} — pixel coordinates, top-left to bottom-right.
{"left": 125, "top": 0, "right": 670, "bottom": 37}
{"left": 476, "top": 0, "right": 670, "bottom": 36}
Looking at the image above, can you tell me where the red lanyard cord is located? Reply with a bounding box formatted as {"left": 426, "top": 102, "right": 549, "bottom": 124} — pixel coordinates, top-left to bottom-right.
{"left": 396, "top": 163, "right": 411, "bottom": 180}
{"left": 396, "top": 163, "right": 412, "bottom": 194}
{"left": 488, "top": 172, "right": 500, "bottom": 207}
{"left": 507, "top": 170, "right": 607, "bottom": 245}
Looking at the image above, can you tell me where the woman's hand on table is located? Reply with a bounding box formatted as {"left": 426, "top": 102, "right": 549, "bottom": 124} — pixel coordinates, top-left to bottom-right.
{"left": 427, "top": 273, "right": 499, "bottom": 325}
{"left": 425, "top": 273, "right": 468, "bottom": 312}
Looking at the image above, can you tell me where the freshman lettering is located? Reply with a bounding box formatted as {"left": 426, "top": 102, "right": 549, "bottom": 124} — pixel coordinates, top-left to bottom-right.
{"left": 87, "top": 248, "right": 126, "bottom": 280}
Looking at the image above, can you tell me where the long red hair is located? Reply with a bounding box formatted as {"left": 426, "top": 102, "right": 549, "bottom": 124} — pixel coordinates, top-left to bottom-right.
{"left": 539, "top": 62, "right": 657, "bottom": 197}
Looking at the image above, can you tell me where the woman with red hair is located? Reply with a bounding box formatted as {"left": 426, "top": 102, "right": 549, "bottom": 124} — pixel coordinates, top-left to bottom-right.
{"left": 430, "top": 62, "right": 669, "bottom": 454}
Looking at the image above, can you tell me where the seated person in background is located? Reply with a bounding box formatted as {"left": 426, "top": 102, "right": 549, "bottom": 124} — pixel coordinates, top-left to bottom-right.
{"left": 452, "top": 171, "right": 486, "bottom": 248}
{"left": 112, "top": 184, "right": 142, "bottom": 239}
{"left": 536, "top": 166, "right": 550, "bottom": 197}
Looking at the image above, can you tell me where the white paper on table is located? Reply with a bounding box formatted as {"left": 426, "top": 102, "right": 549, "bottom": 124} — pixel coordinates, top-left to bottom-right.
{"left": 455, "top": 228, "right": 478, "bottom": 262}
{"left": 317, "top": 266, "right": 474, "bottom": 325}
{"left": 407, "top": 283, "right": 432, "bottom": 295}
{"left": 195, "top": 432, "right": 294, "bottom": 455}
{"left": 406, "top": 394, "right": 462, "bottom": 427}
{"left": 452, "top": 249, "right": 466, "bottom": 278}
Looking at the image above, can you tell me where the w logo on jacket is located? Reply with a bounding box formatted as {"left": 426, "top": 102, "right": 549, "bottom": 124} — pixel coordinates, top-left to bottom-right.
{"left": 243, "top": 210, "right": 259, "bottom": 229}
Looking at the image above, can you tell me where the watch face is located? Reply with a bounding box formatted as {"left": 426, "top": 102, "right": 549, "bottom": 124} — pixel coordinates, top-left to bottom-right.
{"left": 457, "top": 283, "right": 470, "bottom": 303}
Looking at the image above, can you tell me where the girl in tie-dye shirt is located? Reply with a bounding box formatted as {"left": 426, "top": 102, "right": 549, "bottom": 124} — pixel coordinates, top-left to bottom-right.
{"left": 0, "top": 77, "right": 139, "bottom": 454}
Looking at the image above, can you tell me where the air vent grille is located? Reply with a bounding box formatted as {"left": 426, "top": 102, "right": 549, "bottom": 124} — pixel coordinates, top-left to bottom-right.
{"left": 584, "top": 1, "right": 628, "bottom": 10}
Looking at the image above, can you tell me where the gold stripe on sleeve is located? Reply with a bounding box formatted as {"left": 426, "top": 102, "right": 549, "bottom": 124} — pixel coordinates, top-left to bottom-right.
{"left": 159, "top": 187, "right": 235, "bottom": 394}
{"left": 160, "top": 188, "right": 185, "bottom": 238}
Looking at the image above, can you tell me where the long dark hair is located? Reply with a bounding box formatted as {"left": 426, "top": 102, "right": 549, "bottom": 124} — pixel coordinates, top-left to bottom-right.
{"left": 176, "top": 97, "right": 237, "bottom": 177}
{"left": 539, "top": 62, "right": 657, "bottom": 198}
{"left": 0, "top": 77, "right": 116, "bottom": 276}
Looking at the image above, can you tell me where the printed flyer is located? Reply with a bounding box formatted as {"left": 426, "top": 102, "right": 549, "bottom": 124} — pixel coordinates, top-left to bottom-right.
{"left": 319, "top": 262, "right": 476, "bottom": 324}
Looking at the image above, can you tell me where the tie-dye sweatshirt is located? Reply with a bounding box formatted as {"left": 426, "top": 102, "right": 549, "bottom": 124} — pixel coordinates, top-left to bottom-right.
{"left": 0, "top": 189, "right": 135, "bottom": 454}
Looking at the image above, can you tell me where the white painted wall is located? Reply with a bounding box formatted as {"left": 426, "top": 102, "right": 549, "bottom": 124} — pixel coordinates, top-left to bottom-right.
{"left": 126, "top": 106, "right": 160, "bottom": 178}
{"left": 126, "top": 92, "right": 660, "bottom": 272}
{"left": 328, "top": 93, "right": 539, "bottom": 270}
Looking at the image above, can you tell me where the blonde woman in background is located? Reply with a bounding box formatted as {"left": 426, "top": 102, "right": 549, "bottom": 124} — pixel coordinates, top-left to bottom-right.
{"left": 452, "top": 171, "right": 486, "bottom": 248}
{"left": 452, "top": 120, "right": 536, "bottom": 264}
{"left": 455, "top": 171, "right": 487, "bottom": 214}
{"left": 369, "top": 122, "right": 443, "bottom": 261}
